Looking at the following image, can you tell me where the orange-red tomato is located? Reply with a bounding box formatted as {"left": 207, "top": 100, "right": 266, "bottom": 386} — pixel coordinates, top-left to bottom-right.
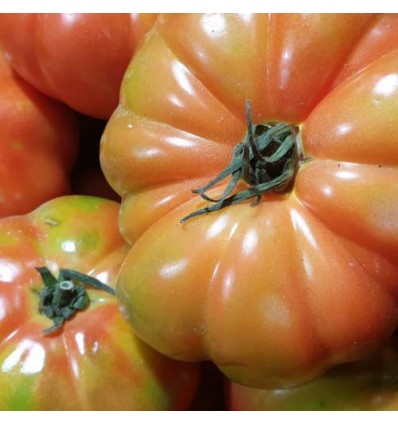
{"left": 226, "top": 337, "right": 398, "bottom": 410}
{"left": 100, "top": 14, "right": 398, "bottom": 388}
{"left": 0, "top": 196, "right": 199, "bottom": 410}
{"left": 0, "top": 13, "right": 158, "bottom": 118}
{"left": 0, "top": 51, "right": 78, "bottom": 218}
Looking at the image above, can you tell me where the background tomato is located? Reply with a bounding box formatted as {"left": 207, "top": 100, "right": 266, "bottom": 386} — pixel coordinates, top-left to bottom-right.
{"left": 226, "top": 337, "right": 398, "bottom": 410}
{"left": 0, "top": 13, "right": 158, "bottom": 118}
{"left": 101, "top": 14, "right": 398, "bottom": 388}
{"left": 0, "top": 50, "right": 78, "bottom": 218}
{"left": 0, "top": 195, "right": 199, "bottom": 410}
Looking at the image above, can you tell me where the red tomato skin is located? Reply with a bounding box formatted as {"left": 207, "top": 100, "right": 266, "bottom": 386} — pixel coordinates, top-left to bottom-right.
{"left": 0, "top": 13, "right": 158, "bottom": 118}
{"left": 0, "top": 195, "right": 199, "bottom": 410}
{"left": 101, "top": 13, "right": 398, "bottom": 388}
{"left": 0, "top": 51, "right": 78, "bottom": 218}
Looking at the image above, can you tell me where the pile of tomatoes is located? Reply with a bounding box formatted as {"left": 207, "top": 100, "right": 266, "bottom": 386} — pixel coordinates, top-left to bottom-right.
{"left": 1, "top": 13, "right": 398, "bottom": 411}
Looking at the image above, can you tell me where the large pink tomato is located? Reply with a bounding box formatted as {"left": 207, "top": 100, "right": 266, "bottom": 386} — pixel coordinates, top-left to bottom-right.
{"left": 100, "top": 14, "right": 398, "bottom": 388}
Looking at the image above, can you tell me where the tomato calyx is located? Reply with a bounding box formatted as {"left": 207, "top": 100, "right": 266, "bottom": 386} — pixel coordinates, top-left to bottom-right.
{"left": 181, "top": 100, "right": 299, "bottom": 223}
{"left": 36, "top": 267, "right": 115, "bottom": 335}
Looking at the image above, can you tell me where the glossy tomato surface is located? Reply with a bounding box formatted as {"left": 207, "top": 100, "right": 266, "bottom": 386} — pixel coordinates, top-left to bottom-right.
{"left": 0, "top": 196, "right": 199, "bottom": 410}
{"left": 0, "top": 13, "right": 158, "bottom": 118}
{"left": 0, "top": 51, "right": 78, "bottom": 218}
{"left": 100, "top": 14, "right": 398, "bottom": 388}
{"left": 227, "top": 337, "right": 398, "bottom": 410}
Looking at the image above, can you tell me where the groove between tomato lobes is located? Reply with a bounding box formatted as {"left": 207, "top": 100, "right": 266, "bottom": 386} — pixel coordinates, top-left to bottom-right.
{"left": 101, "top": 14, "right": 398, "bottom": 387}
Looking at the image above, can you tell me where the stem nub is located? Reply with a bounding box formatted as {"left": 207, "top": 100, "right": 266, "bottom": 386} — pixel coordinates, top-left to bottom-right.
{"left": 36, "top": 267, "right": 115, "bottom": 334}
{"left": 181, "top": 100, "right": 299, "bottom": 223}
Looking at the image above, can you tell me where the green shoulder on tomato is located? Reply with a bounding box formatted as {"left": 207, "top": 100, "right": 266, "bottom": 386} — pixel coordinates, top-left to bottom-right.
{"left": 0, "top": 195, "right": 199, "bottom": 410}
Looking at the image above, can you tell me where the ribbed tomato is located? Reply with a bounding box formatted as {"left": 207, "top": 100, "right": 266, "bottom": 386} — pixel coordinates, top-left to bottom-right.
{"left": 0, "top": 51, "right": 78, "bottom": 218}
{"left": 0, "top": 196, "right": 199, "bottom": 410}
{"left": 100, "top": 13, "right": 398, "bottom": 388}
{"left": 0, "top": 13, "right": 158, "bottom": 118}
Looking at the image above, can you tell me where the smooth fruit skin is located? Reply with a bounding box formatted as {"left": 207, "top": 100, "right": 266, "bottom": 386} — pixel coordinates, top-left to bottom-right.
{"left": 0, "top": 196, "right": 199, "bottom": 410}
{"left": 0, "top": 13, "right": 158, "bottom": 118}
{"left": 101, "top": 14, "right": 398, "bottom": 387}
{"left": 226, "top": 337, "right": 398, "bottom": 410}
{"left": 0, "top": 51, "right": 78, "bottom": 218}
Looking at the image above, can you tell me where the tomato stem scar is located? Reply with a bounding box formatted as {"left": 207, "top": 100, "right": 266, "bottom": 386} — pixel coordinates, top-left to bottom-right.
{"left": 181, "top": 100, "right": 300, "bottom": 223}
{"left": 35, "top": 266, "right": 115, "bottom": 334}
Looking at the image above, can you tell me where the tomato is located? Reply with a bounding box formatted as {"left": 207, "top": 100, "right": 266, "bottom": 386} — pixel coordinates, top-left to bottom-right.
{"left": 0, "top": 195, "right": 199, "bottom": 410}
{"left": 100, "top": 14, "right": 398, "bottom": 388}
{"left": 0, "top": 50, "right": 78, "bottom": 218}
{"left": 0, "top": 13, "right": 158, "bottom": 118}
{"left": 226, "top": 337, "right": 398, "bottom": 410}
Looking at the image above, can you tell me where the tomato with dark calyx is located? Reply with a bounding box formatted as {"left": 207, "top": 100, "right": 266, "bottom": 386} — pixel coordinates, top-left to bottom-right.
{"left": 0, "top": 195, "right": 199, "bottom": 410}
{"left": 0, "top": 13, "right": 158, "bottom": 118}
{"left": 226, "top": 337, "right": 398, "bottom": 410}
{"left": 0, "top": 51, "right": 78, "bottom": 218}
{"left": 101, "top": 14, "right": 398, "bottom": 388}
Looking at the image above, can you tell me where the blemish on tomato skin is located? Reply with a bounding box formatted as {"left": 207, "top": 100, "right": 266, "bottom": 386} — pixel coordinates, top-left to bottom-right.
{"left": 44, "top": 218, "right": 61, "bottom": 227}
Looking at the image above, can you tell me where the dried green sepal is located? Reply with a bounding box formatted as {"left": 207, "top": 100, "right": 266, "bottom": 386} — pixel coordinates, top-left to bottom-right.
{"left": 35, "top": 266, "right": 115, "bottom": 335}
{"left": 181, "top": 100, "right": 299, "bottom": 223}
